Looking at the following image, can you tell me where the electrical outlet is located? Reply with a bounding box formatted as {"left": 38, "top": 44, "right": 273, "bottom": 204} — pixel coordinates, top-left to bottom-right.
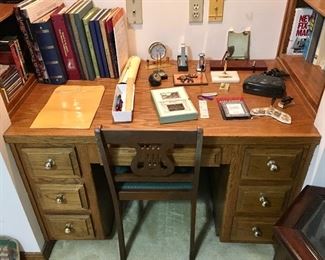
{"left": 126, "top": 0, "right": 143, "bottom": 24}
{"left": 189, "top": 0, "right": 204, "bottom": 23}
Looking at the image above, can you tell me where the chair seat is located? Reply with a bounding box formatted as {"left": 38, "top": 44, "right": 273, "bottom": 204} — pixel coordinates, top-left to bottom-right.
{"left": 119, "top": 182, "right": 193, "bottom": 190}
{"left": 115, "top": 166, "right": 193, "bottom": 190}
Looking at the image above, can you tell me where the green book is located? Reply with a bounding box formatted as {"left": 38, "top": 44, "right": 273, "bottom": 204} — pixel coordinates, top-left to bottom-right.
{"left": 69, "top": 0, "right": 95, "bottom": 80}
{"left": 83, "top": 7, "right": 100, "bottom": 78}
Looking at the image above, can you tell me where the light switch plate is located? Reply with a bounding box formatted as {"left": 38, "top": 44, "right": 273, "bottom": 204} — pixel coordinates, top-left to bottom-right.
{"left": 126, "top": 0, "right": 143, "bottom": 24}
{"left": 189, "top": 0, "right": 204, "bottom": 23}
{"left": 208, "top": 0, "right": 224, "bottom": 22}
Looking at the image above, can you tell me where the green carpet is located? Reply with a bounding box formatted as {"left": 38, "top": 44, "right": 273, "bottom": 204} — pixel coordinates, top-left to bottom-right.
{"left": 50, "top": 198, "right": 274, "bottom": 260}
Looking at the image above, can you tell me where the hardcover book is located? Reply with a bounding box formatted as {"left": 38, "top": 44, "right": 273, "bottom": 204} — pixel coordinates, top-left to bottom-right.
{"left": 100, "top": 9, "right": 115, "bottom": 78}
{"left": 31, "top": 5, "right": 67, "bottom": 84}
{"left": 15, "top": 1, "right": 50, "bottom": 82}
{"left": 51, "top": 5, "right": 82, "bottom": 80}
{"left": 82, "top": 7, "right": 100, "bottom": 78}
{"left": 68, "top": 0, "right": 95, "bottom": 80}
{"left": 286, "top": 7, "right": 313, "bottom": 55}
{"left": 89, "top": 9, "right": 110, "bottom": 78}
{"left": 112, "top": 7, "right": 129, "bottom": 77}
{"left": 104, "top": 8, "right": 119, "bottom": 78}
{"left": 151, "top": 86, "right": 198, "bottom": 124}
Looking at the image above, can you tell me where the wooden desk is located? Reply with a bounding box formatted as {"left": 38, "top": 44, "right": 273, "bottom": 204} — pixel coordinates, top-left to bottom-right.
{"left": 4, "top": 61, "right": 320, "bottom": 245}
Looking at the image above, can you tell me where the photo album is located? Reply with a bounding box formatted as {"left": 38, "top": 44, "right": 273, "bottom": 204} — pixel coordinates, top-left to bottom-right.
{"left": 151, "top": 86, "right": 198, "bottom": 124}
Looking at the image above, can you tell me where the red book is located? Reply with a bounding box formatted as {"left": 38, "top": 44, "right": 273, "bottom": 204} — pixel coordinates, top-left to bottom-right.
{"left": 51, "top": 5, "right": 82, "bottom": 80}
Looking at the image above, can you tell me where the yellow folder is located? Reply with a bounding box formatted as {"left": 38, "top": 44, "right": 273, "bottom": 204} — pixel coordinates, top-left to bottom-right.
{"left": 31, "top": 85, "right": 105, "bottom": 129}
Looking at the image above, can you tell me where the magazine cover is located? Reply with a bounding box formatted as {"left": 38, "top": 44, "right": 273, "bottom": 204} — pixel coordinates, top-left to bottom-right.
{"left": 286, "top": 7, "right": 313, "bottom": 55}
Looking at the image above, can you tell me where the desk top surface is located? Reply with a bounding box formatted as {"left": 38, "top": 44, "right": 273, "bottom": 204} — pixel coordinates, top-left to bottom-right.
{"left": 4, "top": 60, "right": 320, "bottom": 144}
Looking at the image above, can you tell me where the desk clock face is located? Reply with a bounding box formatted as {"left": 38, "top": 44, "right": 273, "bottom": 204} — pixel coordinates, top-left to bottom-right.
{"left": 149, "top": 42, "right": 166, "bottom": 60}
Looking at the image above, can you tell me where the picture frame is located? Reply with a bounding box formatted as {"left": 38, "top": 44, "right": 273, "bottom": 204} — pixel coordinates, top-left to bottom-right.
{"left": 217, "top": 97, "right": 251, "bottom": 120}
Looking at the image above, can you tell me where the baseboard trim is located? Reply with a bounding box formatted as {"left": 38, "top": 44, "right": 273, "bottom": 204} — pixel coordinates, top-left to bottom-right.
{"left": 20, "top": 240, "right": 55, "bottom": 260}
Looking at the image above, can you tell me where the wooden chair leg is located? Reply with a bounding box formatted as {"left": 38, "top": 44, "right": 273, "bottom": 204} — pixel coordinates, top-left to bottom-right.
{"left": 115, "top": 203, "right": 127, "bottom": 260}
{"left": 190, "top": 199, "right": 197, "bottom": 260}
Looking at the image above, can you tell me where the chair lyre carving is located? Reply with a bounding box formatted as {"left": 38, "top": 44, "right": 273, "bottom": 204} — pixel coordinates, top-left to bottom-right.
{"left": 130, "top": 143, "right": 174, "bottom": 176}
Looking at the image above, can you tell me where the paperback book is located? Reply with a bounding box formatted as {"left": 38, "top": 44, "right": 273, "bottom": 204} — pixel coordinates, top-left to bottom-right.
{"left": 287, "top": 7, "right": 313, "bottom": 55}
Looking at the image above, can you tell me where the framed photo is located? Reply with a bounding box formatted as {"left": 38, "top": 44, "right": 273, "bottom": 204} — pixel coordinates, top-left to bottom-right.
{"left": 217, "top": 98, "right": 251, "bottom": 120}
{"left": 151, "top": 86, "right": 198, "bottom": 124}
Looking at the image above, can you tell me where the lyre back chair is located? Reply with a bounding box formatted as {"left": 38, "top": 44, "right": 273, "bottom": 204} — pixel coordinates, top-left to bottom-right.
{"left": 95, "top": 127, "right": 203, "bottom": 260}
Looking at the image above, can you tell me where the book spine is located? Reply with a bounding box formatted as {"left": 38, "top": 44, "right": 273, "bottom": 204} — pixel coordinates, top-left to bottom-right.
{"left": 94, "top": 19, "right": 109, "bottom": 77}
{"left": 63, "top": 12, "right": 85, "bottom": 79}
{"left": 14, "top": 7, "right": 45, "bottom": 82}
{"left": 105, "top": 18, "right": 118, "bottom": 78}
{"left": 73, "top": 11, "right": 96, "bottom": 80}
{"left": 68, "top": 13, "right": 89, "bottom": 79}
{"left": 8, "top": 41, "right": 25, "bottom": 83}
{"left": 100, "top": 13, "right": 114, "bottom": 78}
{"left": 30, "top": 21, "right": 67, "bottom": 84}
{"left": 112, "top": 8, "right": 129, "bottom": 76}
{"left": 51, "top": 12, "right": 82, "bottom": 80}
{"left": 83, "top": 16, "right": 100, "bottom": 78}
{"left": 305, "top": 12, "right": 324, "bottom": 63}
{"left": 89, "top": 20, "right": 106, "bottom": 78}
{"left": 12, "top": 39, "right": 28, "bottom": 81}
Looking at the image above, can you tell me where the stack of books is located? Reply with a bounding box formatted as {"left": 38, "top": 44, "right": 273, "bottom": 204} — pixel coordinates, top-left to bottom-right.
{"left": 14, "top": 0, "right": 129, "bottom": 84}
{"left": 0, "top": 36, "right": 27, "bottom": 103}
{"left": 0, "top": 64, "right": 24, "bottom": 103}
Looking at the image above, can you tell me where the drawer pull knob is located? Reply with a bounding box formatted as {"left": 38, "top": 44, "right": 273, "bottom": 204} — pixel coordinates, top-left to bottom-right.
{"left": 252, "top": 226, "right": 262, "bottom": 237}
{"left": 56, "top": 194, "right": 65, "bottom": 204}
{"left": 266, "top": 160, "right": 278, "bottom": 172}
{"left": 64, "top": 223, "right": 73, "bottom": 234}
{"left": 44, "top": 158, "right": 55, "bottom": 170}
{"left": 259, "top": 195, "right": 270, "bottom": 207}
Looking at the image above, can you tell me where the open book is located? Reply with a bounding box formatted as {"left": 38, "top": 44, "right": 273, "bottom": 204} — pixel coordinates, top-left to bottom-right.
{"left": 151, "top": 86, "right": 198, "bottom": 124}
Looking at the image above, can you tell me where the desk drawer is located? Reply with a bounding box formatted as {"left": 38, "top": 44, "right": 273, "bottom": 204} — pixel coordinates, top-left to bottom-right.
{"left": 20, "top": 147, "right": 81, "bottom": 178}
{"left": 241, "top": 148, "right": 303, "bottom": 181}
{"left": 231, "top": 216, "right": 277, "bottom": 242}
{"left": 35, "top": 184, "right": 88, "bottom": 211}
{"left": 45, "top": 214, "right": 94, "bottom": 240}
{"left": 236, "top": 185, "right": 291, "bottom": 215}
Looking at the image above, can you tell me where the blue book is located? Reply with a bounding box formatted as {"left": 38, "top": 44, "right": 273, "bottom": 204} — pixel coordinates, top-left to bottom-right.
{"left": 30, "top": 11, "right": 67, "bottom": 84}
{"left": 89, "top": 9, "right": 109, "bottom": 77}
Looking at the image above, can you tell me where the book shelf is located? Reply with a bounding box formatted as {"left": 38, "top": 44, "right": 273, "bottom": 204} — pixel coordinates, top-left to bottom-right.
{"left": 277, "top": 0, "right": 325, "bottom": 116}
{"left": 0, "top": 3, "right": 37, "bottom": 117}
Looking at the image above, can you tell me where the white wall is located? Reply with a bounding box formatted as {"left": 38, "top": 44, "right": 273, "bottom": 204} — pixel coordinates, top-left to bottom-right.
{"left": 304, "top": 90, "right": 325, "bottom": 187}
{"left": 0, "top": 96, "right": 44, "bottom": 252}
{"left": 67, "top": 0, "right": 287, "bottom": 60}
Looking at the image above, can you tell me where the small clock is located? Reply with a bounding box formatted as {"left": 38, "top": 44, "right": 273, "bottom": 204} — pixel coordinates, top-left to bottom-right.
{"left": 148, "top": 42, "right": 167, "bottom": 60}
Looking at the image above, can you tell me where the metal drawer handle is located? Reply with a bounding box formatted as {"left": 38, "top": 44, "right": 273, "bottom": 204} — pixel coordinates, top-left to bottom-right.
{"left": 266, "top": 160, "right": 278, "bottom": 172}
{"left": 44, "top": 158, "right": 55, "bottom": 170}
{"left": 56, "top": 194, "right": 65, "bottom": 204}
{"left": 252, "top": 226, "right": 262, "bottom": 237}
{"left": 64, "top": 223, "right": 73, "bottom": 234}
{"left": 259, "top": 195, "right": 270, "bottom": 207}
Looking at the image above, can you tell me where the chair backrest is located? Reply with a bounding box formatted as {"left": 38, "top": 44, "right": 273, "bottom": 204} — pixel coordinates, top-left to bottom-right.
{"left": 95, "top": 127, "right": 203, "bottom": 199}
